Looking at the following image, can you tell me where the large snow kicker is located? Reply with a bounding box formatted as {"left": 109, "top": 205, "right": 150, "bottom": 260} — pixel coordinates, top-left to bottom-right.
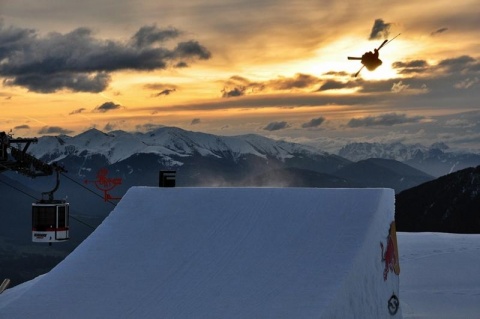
{"left": 0, "top": 187, "right": 401, "bottom": 318}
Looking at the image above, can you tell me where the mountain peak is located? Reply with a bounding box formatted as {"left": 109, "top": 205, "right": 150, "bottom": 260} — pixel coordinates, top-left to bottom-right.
{"left": 28, "top": 126, "right": 338, "bottom": 167}
{"left": 75, "top": 128, "right": 111, "bottom": 138}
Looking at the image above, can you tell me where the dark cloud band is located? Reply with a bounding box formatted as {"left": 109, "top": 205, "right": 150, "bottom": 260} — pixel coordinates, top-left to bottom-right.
{"left": 0, "top": 23, "right": 211, "bottom": 93}
{"left": 38, "top": 126, "right": 74, "bottom": 135}
{"left": 301, "top": 117, "right": 325, "bottom": 128}
{"left": 93, "top": 102, "right": 122, "bottom": 113}
{"left": 263, "top": 121, "right": 290, "bottom": 131}
{"left": 348, "top": 113, "right": 424, "bottom": 128}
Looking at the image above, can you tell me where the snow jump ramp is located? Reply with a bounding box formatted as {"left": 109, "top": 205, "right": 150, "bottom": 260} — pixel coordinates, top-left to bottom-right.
{"left": 1, "top": 187, "right": 401, "bottom": 318}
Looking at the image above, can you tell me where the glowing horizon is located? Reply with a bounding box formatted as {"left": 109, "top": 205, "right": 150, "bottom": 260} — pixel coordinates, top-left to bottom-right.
{"left": 1, "top": 0, "right": 479, "bottom": 152}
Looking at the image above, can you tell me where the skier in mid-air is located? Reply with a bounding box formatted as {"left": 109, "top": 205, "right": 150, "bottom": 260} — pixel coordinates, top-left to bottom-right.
{"left": 348, "top": 33, "right": 400, "bottom": 77}
{"left": 361, "top": 47, "right": 382, "bottom": 71}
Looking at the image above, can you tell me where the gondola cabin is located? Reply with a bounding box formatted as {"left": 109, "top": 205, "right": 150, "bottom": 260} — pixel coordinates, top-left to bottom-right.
{"left": 32, "top": 200, "right": 69, "bottom": 243}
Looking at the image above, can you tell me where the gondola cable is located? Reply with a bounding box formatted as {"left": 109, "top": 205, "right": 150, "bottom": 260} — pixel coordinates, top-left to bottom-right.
{"left": 1, "top": 132, "right": 116, "bottom": 240}
{"left": 60, "top": 172, "right": 117, "bottom": 207}
{"left": 0, "top": 177, "right": 96, "bottom": 230}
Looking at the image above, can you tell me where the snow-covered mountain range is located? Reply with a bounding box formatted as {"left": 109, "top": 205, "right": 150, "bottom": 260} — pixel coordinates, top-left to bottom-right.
{"left": 339, "top": 142, "right": 480, "bottom": 177}
{"left": 29, "top": 127, "right": 337, "bottom": 167}
{"left": 21, "top": 126, "right": 480, "bottom": 191}
{"left": 20, "top": 127, "right": 354, "bottom": 192}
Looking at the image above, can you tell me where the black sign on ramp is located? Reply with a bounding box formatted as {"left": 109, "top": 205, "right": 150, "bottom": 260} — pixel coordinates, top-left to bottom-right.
{"left": 159, "top": 170, "right": 176, "bottom": 187}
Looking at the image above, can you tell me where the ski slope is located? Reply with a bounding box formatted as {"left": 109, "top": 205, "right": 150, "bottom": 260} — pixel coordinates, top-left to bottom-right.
{"left": 0, "top": 187, "right": 400, "bottom": 318}
{"left": 399, "top": 232, "right": 480, "bottom": 319}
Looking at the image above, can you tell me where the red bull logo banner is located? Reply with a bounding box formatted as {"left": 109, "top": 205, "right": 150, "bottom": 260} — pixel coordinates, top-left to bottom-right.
{"left": 381, "top": 221, "right": 400, "bottom": 281}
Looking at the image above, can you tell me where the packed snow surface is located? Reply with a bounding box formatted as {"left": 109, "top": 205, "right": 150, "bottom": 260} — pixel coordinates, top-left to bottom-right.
{"left": 0, "top": 187, "right": 400, "bottom": 318}
{"left": 399, "top": 232, "right": 480, "bottom": 319}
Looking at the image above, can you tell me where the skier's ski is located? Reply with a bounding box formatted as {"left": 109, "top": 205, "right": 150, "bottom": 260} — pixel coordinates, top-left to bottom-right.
{"left": 377, "top": 39, "right": 389, "bottom": 51}
{"left": 379, "top": 33, "right": 401, "bottom": 51}
{"left": 0, "top": 278, "right": 11, "bottom": 294}
{"left": 354, "top": 65, "right": 365, "bottom": 77}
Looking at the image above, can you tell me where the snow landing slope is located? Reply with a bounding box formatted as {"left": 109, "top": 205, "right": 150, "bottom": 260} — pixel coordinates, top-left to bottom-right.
{"left": 0, "top": 188, "right": 401, "bottom": 318}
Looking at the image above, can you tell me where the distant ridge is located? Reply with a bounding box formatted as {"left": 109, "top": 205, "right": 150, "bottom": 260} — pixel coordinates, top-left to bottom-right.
{"left": 396, "top": 165, "right": 480, "bottom": 233}
{"left": 333, "top": 158, "right": 434, "bottom": 192}
{"left": 339, "top": 142, "right": 480, "bottom": 177}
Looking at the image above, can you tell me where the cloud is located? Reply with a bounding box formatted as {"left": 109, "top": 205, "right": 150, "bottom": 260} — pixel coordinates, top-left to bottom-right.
{"left": 144, "top": 83, "right": 177, "bottom": 90}
{"left": 392, "top": 55, "right": 480, "bottom": 75}
{"left": 3, "top": 72, "right": 111, "bottom": 93}
{"left": 38, "top": 126, "right": 73, "bottom": 135}
{"left": 131, "top": 25, "right": 181, "bottom": 48}
{"left": 347, "top": 113, "right": 425, "bottom": 128}
{"left": 103, "top": 122, "right": 117, "bottom": 131}
{"left": 318, "top": 80, "right": 354, "bottom": 91}
{"left": 221, "top": 73, "right": 321, "bottom": 98}
{"left": 323, "top": 71, "right": 350, "bottom": 77}
{"left": 221, "top": 75, "right": 264, "bottom": 98}
{"left": 142, "top": 93, "right": 381, "bottom": 113}
{"left": 144, "top": 83, "right": 178, "bottom": 97}
{"left": 267, "top": 73, "right": 322, "bottom": 90}
{"left": 135, "top": 123, "right": 165, "bottom": 132}
{"left": 93, "top": 101, "right": 122, "bottom": 113}
{"left": 431, "top": 27, "right": 448, "bottom": 36}
{"left": 222, "top": 87, "right": 247, "bottom": 98}
{"left": 263, "top": 121, "right": 290, "bottom": 131}
{"left": 437, "top": 55, "right": 477, "bottom": 73}
{"left": 454, "top": 77, "right": 479, "bottom": 89}
{"left": 0, "top": 23, "right": 211, "bottom": 93}
{"left": 301, "top": 117, "right": 325, "bottom": 128}
{"left": 369, "top": 19, "right": 391, "bottom": 40}
{"left": 175, "top": 61, "right": 188, "bottom": 68}
{"left": 191, "top": 118, "right": 201, "bottom": 125}
{"left": 391, "top": 81, "right": 410, "bottom": 93}
{"left": 445, "top": 119, "right": 472, "bottom": 127}
{"left": 392, "top": 60, "right": 430, "bottom": 74}
{"left": 173, "top": 40, "right": 211, "bottom": 60}
{"left": 14, "top": 124, "right": 30, "bottom": 130}
{"left": 138, "top": 53, "right": 478, "bottom": 114}
{"left": 355, "top": 79, "right": 394, "bottom": 93}
{"left": 69, "top": 107, "right": 87, "bottom": 115}
{"left": 153, "top": 88, "right": 176, "bottom": 97}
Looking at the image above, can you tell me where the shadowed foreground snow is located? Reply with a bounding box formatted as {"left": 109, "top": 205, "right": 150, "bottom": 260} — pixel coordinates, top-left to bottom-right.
{"left": 0, "top": 187, "right": 401, "bottom": 318}
{"left": 399, "top": 232, "right": 480, "bottom": 319}
{"left": 4, "top": 188, "right": 480, "bottom": 318}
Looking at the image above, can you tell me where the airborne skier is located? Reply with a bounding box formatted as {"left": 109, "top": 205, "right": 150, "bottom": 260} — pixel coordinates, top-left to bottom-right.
{"left": 361, "top": 47, "right": 382, "bottom": 71}
{"left": 347, "top": 33, "right": 400, "bottom": 77}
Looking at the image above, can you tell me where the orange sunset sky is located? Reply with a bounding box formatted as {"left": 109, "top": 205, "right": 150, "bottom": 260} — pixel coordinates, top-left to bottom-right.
{"left": 1, "top": 0, "right": 479, "bottom": 152}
